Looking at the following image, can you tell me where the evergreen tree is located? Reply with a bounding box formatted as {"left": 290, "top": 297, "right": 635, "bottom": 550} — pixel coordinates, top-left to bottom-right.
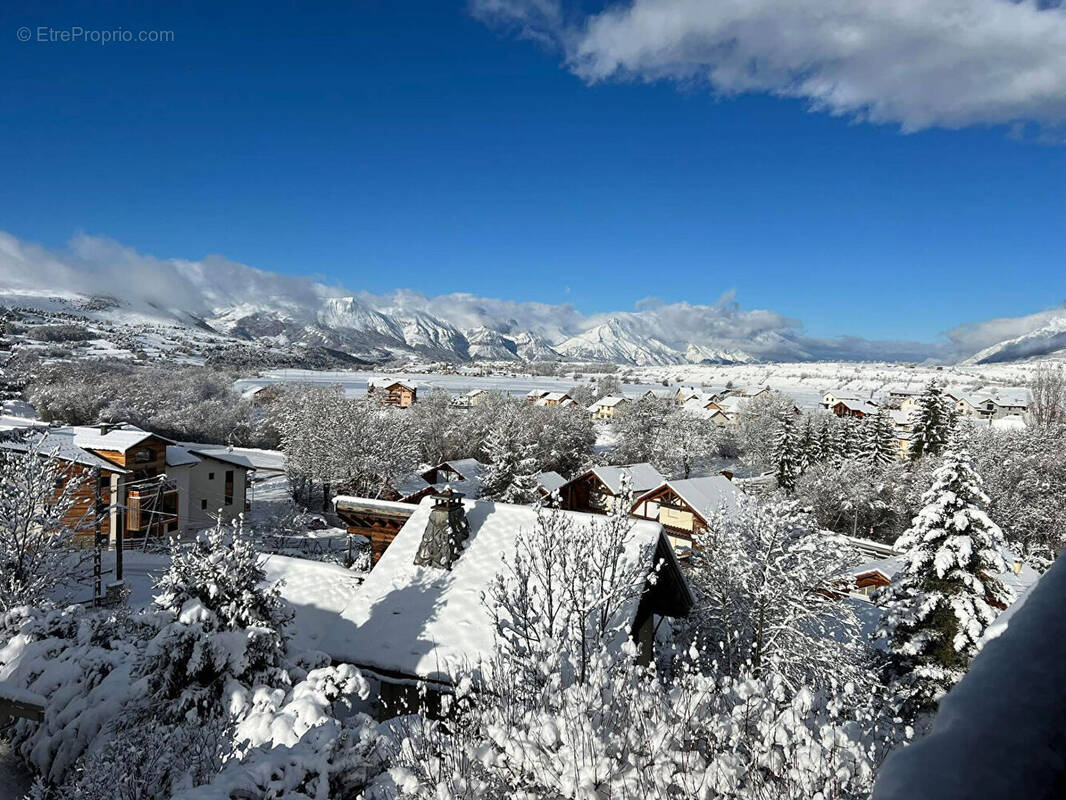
{"left": 876, "top": 450, "right": 1013, "bottom": 717}
{"left": 796, "top": 416, "right": 817, "bottom": 472}
{"left": 909, "top": 380, "right": 953, "bottom": 461}
{"left": 482, "top": 420, "right": 540, "bottom": 503}
{"left": 773, "top": 414, "right": 800, "bottom": 493}
{"left": 817, "top": 417, "right": 837, "bottom": 464}
{"left": 862, "top": 408, "right": 897, "bottom": 467}
{"left": 141, "top": 517, "right": 293, "bottom": 724}
{"left": 835, "top": 416, "right": 859, "bottom": 461}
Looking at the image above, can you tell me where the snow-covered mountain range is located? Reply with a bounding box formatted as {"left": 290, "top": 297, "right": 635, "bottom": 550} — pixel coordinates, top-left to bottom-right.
{"left": 1, "top": 230, "right": 1062, "bottom": 366}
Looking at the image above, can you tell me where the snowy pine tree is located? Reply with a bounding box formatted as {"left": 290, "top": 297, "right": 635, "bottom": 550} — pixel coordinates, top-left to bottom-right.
{"left": 909, "top": 380, "right": 953, "bottom": 461}
{"left": 862, "top": 408, "right": 897, "bottom": 467}
{"left": 796, "top": 416, "right": 817, "bottom": 472}
{"left": 876, "top": 450, "right": 1013, "bottom": 717}
{"left": 818, "top": 416, "right": 838, "bottom": 464}
{"left": 140, "top": 516, "right": 293, "bottom": 724}
{"left": 773, "top": 413, "right": 800, "bottom": 492}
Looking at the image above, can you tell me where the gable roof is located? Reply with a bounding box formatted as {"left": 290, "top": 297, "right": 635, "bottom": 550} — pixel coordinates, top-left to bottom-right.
{"left": 71, "top": 424, "right": 159, "bottom": 453}
{"left": 589, "top": 395, "right": 628, "bottom": 411}
{"left": 0, "top": 427, "right": 130, "bottom": 473}
{"left": 535, "top": 470, "right": 567, "bottom": 494}
{"left": 637, "top": 475, "right": 743, "bottom": 524}
{"left": 320, "top": 497, "right": 687, "bottom": 684}
{"left": 165, "top": 445, "right": 201, "bottom": 468}
{"left": 368, "top": 377, "right": 418, "bottom": 391}
{"left": 586, "top": 463, "right": 665, "bottom": 495}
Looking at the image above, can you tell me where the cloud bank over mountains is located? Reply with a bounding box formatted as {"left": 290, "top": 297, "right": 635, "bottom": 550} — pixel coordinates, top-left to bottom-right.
{"left": 0, "top": 230, "right": 1060, "bottom": 365}
{"left": 473, "top": 0, "right": 1066, "bottom": 133}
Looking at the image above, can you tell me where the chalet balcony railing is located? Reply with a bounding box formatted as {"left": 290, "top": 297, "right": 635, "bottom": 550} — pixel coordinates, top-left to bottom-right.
{"left": 126, "top": 480, "right": 179, "bottom": 536}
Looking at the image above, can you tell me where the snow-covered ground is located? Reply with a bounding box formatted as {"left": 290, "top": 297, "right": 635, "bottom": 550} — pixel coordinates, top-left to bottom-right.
{"left": 232, "top": 360, "right": 1036, "bottom": 411}
{"left": 98, "top": 549, "right": 366, "bottom": 657}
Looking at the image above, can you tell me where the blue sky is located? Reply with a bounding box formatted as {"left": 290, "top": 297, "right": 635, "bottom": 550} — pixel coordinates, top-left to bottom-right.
{"left": 1, "top": 0, "right": 1064, "bottom": 343}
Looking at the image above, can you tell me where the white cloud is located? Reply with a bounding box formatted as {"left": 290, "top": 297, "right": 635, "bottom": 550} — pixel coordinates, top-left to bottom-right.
{"left": 3, "top": 229, "right": 1046, "bottom": 363}
{"left": 473, "top": 0, "right": 1066, "bottom": 131}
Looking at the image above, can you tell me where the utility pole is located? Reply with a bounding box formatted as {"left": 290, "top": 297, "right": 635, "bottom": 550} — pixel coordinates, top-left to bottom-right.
{"left": 114, "top": 474, "right": 123, "bottom": 583}
{"left": 92, "top": 467, "right": 104, "bottom": 604}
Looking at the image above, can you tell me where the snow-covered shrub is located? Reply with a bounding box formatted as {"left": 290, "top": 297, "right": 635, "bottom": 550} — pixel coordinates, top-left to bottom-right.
{"left": 139, "top": 516, "right": 293, "bottom": 724}
{"left": 173, "top": 665, "right": 386, "bottom": 800}
{"left": 876, "top": 449, "right": 1012, "bottom": 717}
{"left": 0, "top": 603, "right": 141, "bottom": 784}
{"left": 0, "top": 438, "right": 90, "bottom": 612}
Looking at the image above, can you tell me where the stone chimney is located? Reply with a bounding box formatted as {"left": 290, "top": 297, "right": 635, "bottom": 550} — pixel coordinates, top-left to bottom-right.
{"left": 413, "top": 489, "right": 471, "bottom": 570}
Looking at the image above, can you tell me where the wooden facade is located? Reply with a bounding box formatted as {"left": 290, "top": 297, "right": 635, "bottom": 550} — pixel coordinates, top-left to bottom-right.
{"left": 335, "top": 500, "right": 415, "bottom": 564}
{"left": 630, "top": 485, "right": 708, "bottom": 550}
{"left": 369, "top": 381, "right": 417, "bottom": 408}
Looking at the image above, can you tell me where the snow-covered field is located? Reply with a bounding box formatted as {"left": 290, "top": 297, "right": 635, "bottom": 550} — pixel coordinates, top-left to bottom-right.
{"left": 231, "top": 360, "right": 1036, "bottom": 411}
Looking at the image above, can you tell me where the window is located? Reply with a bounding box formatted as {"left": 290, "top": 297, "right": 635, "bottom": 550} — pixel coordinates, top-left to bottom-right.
{"left": 200, "top": 499, "right": 207, "bottom": 510}
{"left": 134, "top": 447, "right": 154, "bottom": 464}
{"left": 224, "top": 470, "right": 234, "bottom": 506}
{"left": 208, "top": 472, "right": 215, "bottom": 480}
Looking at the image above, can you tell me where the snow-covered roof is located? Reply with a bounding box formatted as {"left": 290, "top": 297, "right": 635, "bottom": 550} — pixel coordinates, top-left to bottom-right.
{"left": 333, "top": 495, "right": 420, "bottom": 515}
{"left": 889, "top": 409, "right": 913, "bottom": 426}
{"left": 368, "top": 377, "right": 418, "bottom": 391}
{"left": 587, "top": 463, "right": 665, "bottom": 495}
{"left": 526, "top": 389, "right": 549, "bottom": 399}
{"left": 954, "top": 386, "right": 1030, "bottom": 409}
{"left": 0, "top": 427, "right": 128, "bottom": 473}
{"left": 538, "top": 391, "right": 570, "bottom": 402}
{"left": 559, "top": 398, "right": 575, "bottom": 407}
{"left": 851, "top": 549, "right": 1038, "bottom": 598}
{"left": 833, "top": 398, "right": 880, "bottom": 415}
{"left": 589, "top": 395, "right": 628, "bottom": 411}
{"left": 165, "top": 445, "right": 201, "bottom": 468}
{"left": 184, "top": 446, "right": 257, "bottom": 469}
{"left": 71, "top": 424, "right": 158, "bottom": 452}
{"left": 535, "top": 470, "right": 567, "bottom": 494}
{"left": 394, "top": 472, "right": 433, "bottom": 499}
{"left": 322, "top": 497, "right": 681, "bottom": 684}
{"left": 465, "top": 388, "right": 485, "bottom": 397}
{"left": 636, "top": 476, "right": 743, "bottom": 524}
{"left": 712, "top": 396, "right": 747, "bottom": 414}
{"left": 441, "top": 458, "right": 486, "bottom": 482}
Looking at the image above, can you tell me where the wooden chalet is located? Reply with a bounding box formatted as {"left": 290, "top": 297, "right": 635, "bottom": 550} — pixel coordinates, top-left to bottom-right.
{"left": 558, "top": 463, "right": 665, "bottom": 515}
{"left": 368, "top": 378, "right": 417, "bottom": 407}
{"left": 534, "top": 391, "right": 571, "bottom": 407}
{"left": 630, "top": 475, "right": 743, "bottom": 552}
{"left": 320, "top": 494, "right": 694, "bottom": 718}
{"left": 1, "top": 423, "right": 180, "bottom": 545}
{"left": 831, "top": 399, "right": 879, "bottom": 419}
{"left": 333, "top": 495, "right": 416, "bottom": 565}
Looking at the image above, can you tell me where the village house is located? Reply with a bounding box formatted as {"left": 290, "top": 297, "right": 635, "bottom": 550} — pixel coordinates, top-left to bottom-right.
{"left": 526, "top": 389, "right": 550, "bottom": 402}
{"left": 0, "top": 423, "right": 252, "bottom": 544}
{"left": 954, "top": 388, "right": 1029, "bottom": 419}
{"left": 367, "top": 378, "right": 417, "bottom": 407}
{"left": 675, "top": 386, "right": 703, "bottom": 406}
{"left": 557, "top": 462, "right": 665, "bottom": 515}
{"left": 534, "top": 391, "right": 572, "bottom": 408}
{"left": 320, "top": 492, "right": 693, "bottom": 717}
{"left": 333, "top": 495, "right": 417, "bottom": 565}
{"left": 166, "top": 444, "right": 254, "bottom": 533}
{"left": 630, "top": 475, "right": 743, "bottom": 552}
{"left": 535, "top": 470, "right": 567, "bottom": 499}
{"left": 822, "top": 390, "right": 877, "bottom": 410}
{"left": 830, "top": 398, "right": 880, "bottom": 419}
{"left": 588, "top": 395, "right": 629, "bottom": 421}
{"left": 464, "top": 388, "right": 488, "bottom": 406}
